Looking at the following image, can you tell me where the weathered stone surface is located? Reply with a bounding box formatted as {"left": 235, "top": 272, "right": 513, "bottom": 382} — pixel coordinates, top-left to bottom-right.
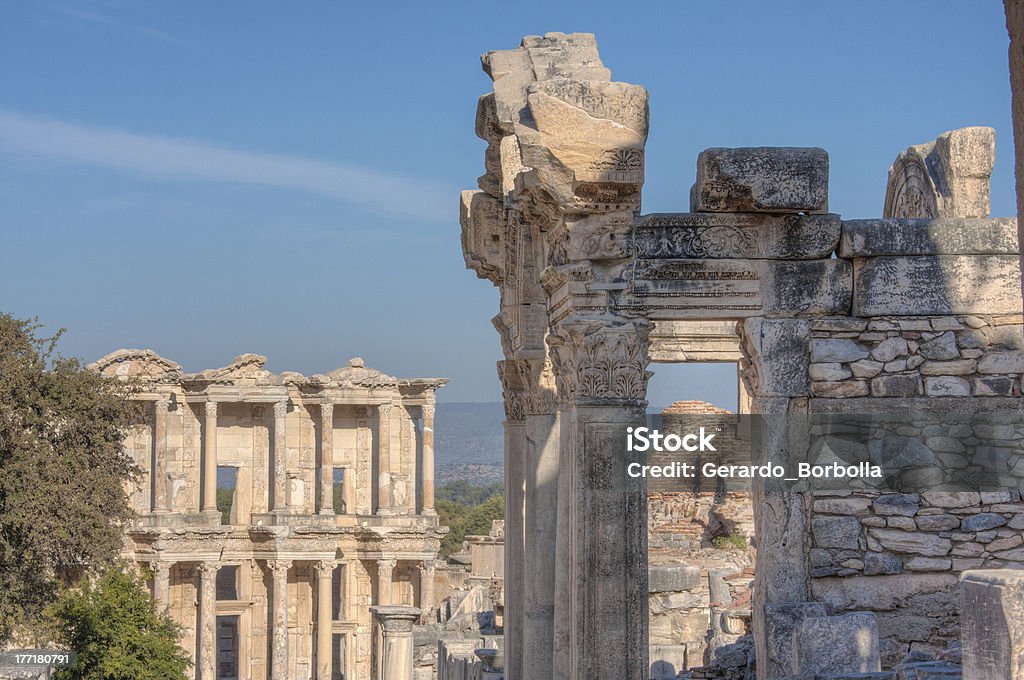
{"left": 915, "top": 514, "right": 960, "bottom": 532}
{"left": 635, "top": 212, "right": 841, "bottom": 259}
{"left": 919, "top": 332, "right": 959, "bottom": 360}
{"left": 812, "top": 573, "right": 958, "bottom": 612}
{"left": 764, "top": 602, "right": 828, "bottom": 675}
{"left": 872, "top": 337, "right": 910, "bottom": 363}
{"left": 869, "top": 529, "right": 951, "bottom": 556}
{"left": 884, "top": 127, "right": 996, "bottom": 219}
{"left": 904, "top": 557, "right": 952, "bottom": 572}
{"left": 922, "top": 491, "right": 981, "bottom": 508}
{"left": 851, "top": 359, "right": 884, "bottom": 378}
{"left": 793, "top": 613, "right": 881, "bottom": 675}
{"left": 863, "top": 552, "right": 904, "bottom": 576}
{"left": 924, "top": 376, "right": 971, "bottom": 397}
{"left": 810, "top": 363, "right": 853, "bottom": 381}
{"left": 872, "top": 374, "right": 921, "bottom": 397}
{"left": 978, "top": 351, "right": 1024, "bottom": 374}
{"left": 813, "top": 516, "right": 863, "bottom": 549}
{"left": 813, "top": 381, "right": 870, "bottom": 398}
{"left": 741, "top": 318, "right": 811, "bottom": 396}
{"left": 961, "top": 513, "right": 1007, "bottom": 532}
{"left": 648, "top": 565, "right": 700, "bottom": 593}
{"left": 840, "top": 217, "right": 1018, "bottom": 256}
{"left": 692, "top": 147, "right": 829, "bottom": 214}
{"left": 763, "top": 259, "right": 853, "bottom": 316}
{"left": 960, "top": 570, "right": 1024, "bottom": 679}
{"left": 814, "top": 497, "right": 872, "bottom": 515}
{"left": 853, "top": 256, "right": 1023, "bottom": 316}
{"left": 920, "top": 359, "right": 976, "bottom": 376}
{"left": 873, "top": 494, "right": 920, "bottom": 517}
{"left": 812, "top": 339, "right": 869, "bottom": 363}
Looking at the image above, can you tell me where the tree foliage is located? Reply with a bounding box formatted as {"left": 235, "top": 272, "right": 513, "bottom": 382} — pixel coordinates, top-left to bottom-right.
{"left": 49, "top": 565, "right": 190, "bottom": 680}
{"left": 0, "top": 314, "right": 138, "bottom": 639}
{"left": 436, "top": 481, "right": 504, "bottom": 557}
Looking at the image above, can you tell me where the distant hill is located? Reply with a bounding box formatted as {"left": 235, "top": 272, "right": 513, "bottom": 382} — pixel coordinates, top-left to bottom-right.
{"left": 435, "top": 401, "right": 504, "bottom": 465}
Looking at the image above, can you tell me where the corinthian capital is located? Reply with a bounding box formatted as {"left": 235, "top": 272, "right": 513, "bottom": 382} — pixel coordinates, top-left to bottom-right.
{"left": 548, "top": 317, "right": 652, "bottom": 406}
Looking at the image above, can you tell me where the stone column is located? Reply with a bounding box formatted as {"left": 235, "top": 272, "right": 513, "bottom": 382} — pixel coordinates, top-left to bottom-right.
{"left": 342, "top": 467, "right": 355, "bottom": 514}
{"left": 521, "top": 357, "right": 559, "bottom": 680}
{"left": 370, "top": 606, "right": 420, "bottom": 680}
{"left": 151, "top": 561, "right": 171, "bottom": 611}
{"left": 376, "top": 403, "right": 393, "bottom": 514}
{"left": 152, "top": 399, "right": 170, "bottom": 513}
{"left": 315, "top": 560, "right": 335, "bottom": 680}
{"left": 549, "top": 319, "right": 651, "bottom": 680}
{"left": 497, "top": 360, "right": 527, "bottom": 680}
{"left": 319, "top": 401, "right": 335, "bottom": 515}
{"left": 268, "top": 559, "right": 291, "bottom": 680}
{"left": 376, "top": 558, "right": 395, "bottom": 606}
{"left": 1005, "top": 0, "right": 1024, "bottom": 300}
{"left": 272, "top": 401, "right": 288, "bottom": 513}
{"left": 418, "top": 561, "right": 435, "bottom": 622}
{"left": 961, "top": 569, "right": 1024, "bottom": 680}
{"left": 197, "top": 562, "right": 219, "bottom": 680}
{"left": 421, "top": 404, "right": 436, "bottom": 515}
{"left": 201, "top": 401, "right": 219, "bottom": 517}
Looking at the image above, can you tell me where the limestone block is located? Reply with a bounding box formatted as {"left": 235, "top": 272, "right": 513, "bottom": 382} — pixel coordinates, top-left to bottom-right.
{"left": 871, "top": 374, "right": 921, "bottom": 397}
{"left": 840, "top": 217, "right": 1018, "bottom": 256}
{"left": 634, "top": 212, "right": 840, "bottom": 259}
{"left": 960, "top": 570, "right": 1024, "bottom": 679}
{"left": 812, "top": 339, "right": 869, "bottom": 364}
{"left": 809, "top": 363, "right": 852, "bottom": 381}
{"left": 924, "top": 376, "right": 971, "bottom": 397}
{"left": 741, "top": 318, "right": 811, "bottom": 397}
{"left": 763, "top": 602, "right": 828, "bottom": 674}
{"left": 692, "top": 147, "right": 829, "bottom": 214}
{"left": 853, "top": 255, "right": 1023, "bottom": 316}
{"left": 868, "top": 529, "right": 951, "bottom": 556}
{"left": 648, "top": 565, "right": 700, "bottom": 593}
{"left": 915, "top": 514, "right": 960, "bottom": 531}
{"left": 863, "top": 552, "right": 903, "bottom": 576}
{"left": 792, "top": 612, "right": 881, "bottom": 675}
{"left": 812, "top": 516, "right": 862, "bottom": 549}
{"left": 763, "top": 259, "right": 852, "bottom": 316}
{"left": 978, "top": 351, "right": 1024, "bottom": 374}
{"left": 649, "top": 645, "right": 687, "bottom": 680}
{"left": 884, "top": 127, "right": 996, "bottom": 219}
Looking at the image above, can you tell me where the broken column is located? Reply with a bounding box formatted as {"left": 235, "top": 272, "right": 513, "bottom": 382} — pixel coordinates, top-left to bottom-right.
{"left": 371, "top": 606, "right": 420, "bottom": 680}
{"left": 961, "top": 570, "right": 1024, "bottom": 680}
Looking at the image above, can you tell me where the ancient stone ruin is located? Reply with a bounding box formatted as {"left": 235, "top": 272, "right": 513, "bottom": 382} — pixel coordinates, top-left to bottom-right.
{"left": 89, "top": 349, "right": 445, "bottom": 680}
{"left": 460, "top": 32, "right": 1024, "bottom": 680}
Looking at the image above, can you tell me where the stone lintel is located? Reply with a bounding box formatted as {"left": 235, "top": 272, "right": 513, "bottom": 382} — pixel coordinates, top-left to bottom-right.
{"left": 852, "top": 255, "right": 1023, "bottom": 316}
{"left": 840, "top": 217, "right": 1019, "bottom": 257}
{"left": 636, "top": 212, "right": 840, "bottom": 259}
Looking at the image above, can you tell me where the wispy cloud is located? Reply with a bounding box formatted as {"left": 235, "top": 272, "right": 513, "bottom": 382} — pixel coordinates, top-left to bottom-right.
{"left": 0, "top": 110, "right": 452, "bottom": 222}
{"left": 51, "top": 4, "right": 192, "bottom": 48}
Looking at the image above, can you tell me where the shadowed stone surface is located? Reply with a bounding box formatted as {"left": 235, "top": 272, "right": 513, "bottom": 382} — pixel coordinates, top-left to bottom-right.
{"left": 692, "top": 147, "right": 829, "bottom": 214}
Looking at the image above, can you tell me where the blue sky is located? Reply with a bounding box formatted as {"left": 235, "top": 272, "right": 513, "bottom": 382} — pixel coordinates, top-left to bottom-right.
{"left": 0, "top": 1, "right": 1016, "bottom": 406}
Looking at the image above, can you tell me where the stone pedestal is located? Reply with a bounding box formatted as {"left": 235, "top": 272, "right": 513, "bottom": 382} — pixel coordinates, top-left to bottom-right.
{"left": 961, "top": 569, "right": 1024, "bottom": 679}
{"left": 371, "top": 606, "right": 420, "bottom": 680}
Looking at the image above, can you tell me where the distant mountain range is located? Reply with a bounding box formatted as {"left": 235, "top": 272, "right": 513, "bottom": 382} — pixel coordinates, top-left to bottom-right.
{"left": 435, "top": 401, "right": 504, "bottom": 465}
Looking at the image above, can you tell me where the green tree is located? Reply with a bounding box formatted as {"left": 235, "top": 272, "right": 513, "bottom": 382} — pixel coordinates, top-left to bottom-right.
{"left": 436, "top": 492, "right": 504, "bottom": 557}
{"left": 0, "top": 314, "right": 138, "bottom": 640}
{"left": 216, "top": 487, "right": 234, "bottom": 525}
{"left": 49, "top": 565, "right": 190, "bottom": 680}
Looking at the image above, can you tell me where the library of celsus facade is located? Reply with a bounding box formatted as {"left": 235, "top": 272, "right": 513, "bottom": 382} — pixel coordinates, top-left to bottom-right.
{"left": 90, "top": 350, "right": 446, "bottom": 680}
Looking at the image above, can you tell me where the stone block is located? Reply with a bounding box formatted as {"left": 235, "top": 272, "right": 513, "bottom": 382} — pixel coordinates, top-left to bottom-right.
{"left": 851, "top": 359, "right": 884, "bottom": 378}
{"left": 872, "top": 374, "right": 921, "bottom": 397}
{"left": 920, "top": 359, "right": 976, "bottom": 376}
{"left": 763, "top": 602, "right": 828, "bottom": 674}
{"left": 634, "top": 212, "right": 840, "bottom": 259}
{"left": 763, "top": 259, "right": 853, "bottom": 316}
{"left": 814, "top": 497, "right": 872, "bottom": 515}
{"left": 813, "top": 515, "right": 863, "bottom": 549}
{"left": 649, "top": 645, "right": 687, "bottom": 680}
{"left": 863, "top": 551, "right": 904, "bottom": 576}
{"left": 840, "top": 217, "right": 1018, "bottom": 256}
{"left": 741, "top": 318, "right": 811, "bottom": 397}
{"left": 648, "top": 565, "right": 700, "bottom": 593}
{"left": 853, "top": 256, "right": 1023, "bottom": 317}
{"left": 884, "top": 126, "right": 996, "bottom": 219}
{"left": 919, "top": 332, "right": 960, "bottom": 360}
{"left": 961, "top": 513, "right": 1006, "bottom": 532}
{"left": 793, "top": 612, "right": 881, "bottom": 676}
{"left": 812, "top": 339, "right": 870, "bottom": 363}
{"left": 810, "top": 363, "right": 853, "bottom": 381}
{"left": 915, "top": 514, "right": 960, "bottom": 531}
{"left": 924, "top": 376, "right": 971, "bottom": 397}
{"left": 872, "top": 337, "right": 910, "bottom": 363}
{"left": 869, "top": 529, "right": 951, "bottom": 556}
{"left": 813, "top": 381, "right": 870, "bottom": 398}
{"left": 974, "top": 376, "right": 1016, "bottom": 396}
{"left": 977, "top": 351, "right": 1024, "bottom": 374}
{"left": 873, "top": 494, "right": 920, "bottom": 517}
{"left": 960, "top": 570, "right": 1024, "bottom": 679}
{"left": 692, "top": 146, "right": 829, "bottom": 213}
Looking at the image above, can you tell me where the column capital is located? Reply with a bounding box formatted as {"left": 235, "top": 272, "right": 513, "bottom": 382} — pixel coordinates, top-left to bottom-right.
{"left": 149, "top": 560, "right": 171, "bottom": 576}
{"left": 547, "top": 316, "right": 653, "bottom": 407}
{"left": 198, "top": 562, "right": 219, "bottom": 578}
{"left": 154, "top": 398, "right": 171, "bottom": 412}
{"left": 273, "top": 400, "right": 289, "bottom": 418}
{"left": 315, "top": 560, "right": 337, "bottom": 577}
{"left": 370, "top": 605, "right": 421, "bottom": 634}
{"left": 377, "top": 402, "right": 393, "bottom": 418}
{"left": 204, "top": 400, "right": 218, "bottom": 417}
{"left": 422, "top": 403, "right": 435, "bottom": 420}
{"left": 321, "top": 399, "right": 334, "bottom": 415}
{"left": 377, "top": 558, "right": 397, "bottom": 570}
{"left": 267, "top": 559, "right": 293, "bottom": 573}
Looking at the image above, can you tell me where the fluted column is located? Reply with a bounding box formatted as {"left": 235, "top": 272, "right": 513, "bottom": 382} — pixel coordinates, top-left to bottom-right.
{"left": 152, "top": 399, "right": 170, "bottom": 513}
{"left": 272, "top": 400, "right": 288, "bottom": 513}
{"left": 421, "top": 404, "right": 436, "bottom": 515}
{"left": 319, "top": 401, "right": 335, "bottom": 515}
{"left": 418, "top": 561, "right": 435, "bottom": 622}
{"left": 376, "top": 558, "right": 395, "bottom": 606}
{"left": 371, "top": 606, "right": 420, "bottom": 680}
{"left": 315, "top": 560, "right": 335, "bottom": 680}
{"left": 151, "top": 561, "right": 171, "bottom": 611}
{"left": 198, "top": 562, "right": 219, "bottom": 680}
{"left": 268, "top": 559, "right": 292, "bottom": 680}
{"left": 376, "top": 403, "right": 393, "bottom": 514}
{"left": 201, "top": 401, "right": 219, "bottom": 517}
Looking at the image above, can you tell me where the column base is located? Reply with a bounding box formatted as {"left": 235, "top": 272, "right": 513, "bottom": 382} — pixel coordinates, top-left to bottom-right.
{"left": 318, "top": 508, "right": 336, "bottom": 516}
{"left": 422, "top": 508, "right": 437, "bottom": 517}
